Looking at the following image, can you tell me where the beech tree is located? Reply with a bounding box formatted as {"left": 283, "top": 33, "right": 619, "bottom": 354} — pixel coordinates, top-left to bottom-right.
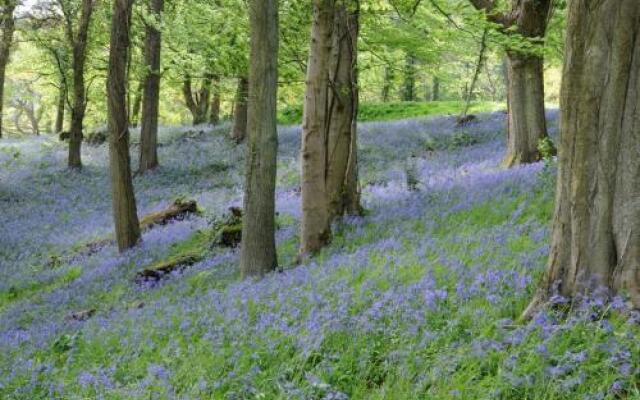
{"left": 0, "top": 0, "right": 17, "bottom": 139}
{"left": 239, "top": 0, "right": 278, "bottom": 278}
{"left": 107, "top": 0, "right": 140, "bottom": 251}
{"left": 468, "top": 0, "right": 553, "bottom": 167}
{"left": 300, "top": 0, "right": 361, "bottom": 256}
{"left": 525, "top": 0, "right": 640, "bottom": 317}
{"left": 138, "top": 0, "right": 163, "bottom": 173}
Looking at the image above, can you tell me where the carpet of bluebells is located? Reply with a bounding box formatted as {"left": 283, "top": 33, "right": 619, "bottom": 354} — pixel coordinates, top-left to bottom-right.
{"left": 2, "top": 111, "right": 640, "bottom": 399}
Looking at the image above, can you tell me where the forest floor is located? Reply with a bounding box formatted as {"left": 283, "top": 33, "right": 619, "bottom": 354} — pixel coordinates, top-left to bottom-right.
{"left": 1, "top": 110, "right": 639, "bottom": 399}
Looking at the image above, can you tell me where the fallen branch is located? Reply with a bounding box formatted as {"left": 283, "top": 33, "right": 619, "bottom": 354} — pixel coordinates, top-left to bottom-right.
{"left": 135, "top": 254, "right": 204, "bottom": 283}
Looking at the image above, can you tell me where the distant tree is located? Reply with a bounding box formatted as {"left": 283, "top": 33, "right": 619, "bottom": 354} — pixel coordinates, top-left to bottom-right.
{"left": 139, "top": 0, "right": 164, "bottom": 173}
{"left": 182, "top": 73, "right": 212, "bottom": 125}
{"left": 0, "top": 0, "right": 17, "bottom": 139}
{"left": 107, "top": 0, "right": 140, "bottom": 251}
{"left": 58, "top": 0, "right": 95, "bottom": 169}
{"left": 230, "top": 76, "right": 248, "bottom": 142}
{"left": 239, "top": 0, "right": 279, "bottom": 277}
{"left": 524, "top": 0, "right": 640, "bottom": 318}
{"left": 209, "top": 74, "right": 220, "bottom": 125}
{"left": 401, "top": 52, "right": 417, "bottom": 101}
{"left": 468, "top": 0, "right": 553, "bottom": 167}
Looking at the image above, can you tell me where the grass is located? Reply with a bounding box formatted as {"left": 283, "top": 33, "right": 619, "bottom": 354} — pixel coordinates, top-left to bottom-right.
{"left": 278, "top": 100, "right": 504, "bottom": 125}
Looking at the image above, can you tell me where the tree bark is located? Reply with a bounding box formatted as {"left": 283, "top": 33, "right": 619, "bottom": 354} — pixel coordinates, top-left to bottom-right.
{"left": 107, "top": 0, "right": 141, "bottom": 252}
{"left": 129, "top": 81, "right": 143, "bottom": 128}
{"left": 326, "top": 1, "right": 361, "bottom": 220}
{"left": 230, "top": 76, "right": 248, "bottom": 142}
{"left": 239, "top": 0, "right": 279, "bottom": 278}
{"left": 138, "top": 0, "right": 163, "bottom": 174}
{"left": 525, "top": 0, "right": 640, "bottom": 317}
{"left": 382, "top": 65, "right": 393, "bottom": 102}
{"left": 0, "top": 0, "right": 16, "bottom": 139}
{"left": 209, "top": 75, "right": 220, "bottom": 125}
{"left": 65, "top": 0, "right": 94, "bottom": 169}
{"left": 300, "top": 0, "right": 334, "bottom": 256}
{"left": 431, "top": 76, "right": 440, "bottom": 101}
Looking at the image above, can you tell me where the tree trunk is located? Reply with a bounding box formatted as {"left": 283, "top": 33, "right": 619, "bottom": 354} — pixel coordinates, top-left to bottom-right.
{"left": 239, "top": 0, "right": 279, "bottom": 278}
{"left": 525, "top": 0, "right": 640, "bottom": 317}
{"left": 54, "top": 85, "right": 66, "bottom": 134}
{"left": 431, "top": 76, "right": 440, "bottom": 101}
{"left": 209, "top": 75, "right": 220, "bottom": 125}
{"left": 182, "top": 75, "right": 212, "bottom": 125}
{"left": 66, "top": 0, "right": 94, "bottom": 169}
{"left": 138, "top": 0, "right": 163, "bottom": 174}
{"left": 230, "top": 76, "right": 248, "bottom": 142}
{"left": 129, "top": 81, "right": 143, "bottom": 128}
{"left": 0, "top": 0, "right": 16, "bottom": 139}
{"left": 503, "top": 52, "right": 549, "bottom": 167}
{"left": 326, "top": 1, "right": 361, "bottom": 220}
{"left": 107, "top": 0, "right": 141, "bottom": 252}
{"left": 402, "top": 53, "right": 417, "bottom": 101}
{"left": 300, "top": 0, "right": 334, "bottom": 256}
{"left": 460, "top": 28, "right": 488, "bottom": 119}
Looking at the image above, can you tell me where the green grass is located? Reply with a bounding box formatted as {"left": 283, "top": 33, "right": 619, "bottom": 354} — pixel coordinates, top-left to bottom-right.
{"left": 278, "top": 101, "right": 505, "bottom": 125}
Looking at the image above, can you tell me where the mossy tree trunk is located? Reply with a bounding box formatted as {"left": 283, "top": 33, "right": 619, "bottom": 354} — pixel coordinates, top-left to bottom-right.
{"left": 525, "top": 0, "right": 640, "bottom": 317}
{"left": 107, "top": 0, "right": 141, "bottom": 252}
{"left": 239, "top": 0, "right": 279, "bottom": 278}
{"left": 139, "top": 0, "right": 163, "bottom": 174}
{"left": 182, "top": 74, "right": 212, "bottom": 125}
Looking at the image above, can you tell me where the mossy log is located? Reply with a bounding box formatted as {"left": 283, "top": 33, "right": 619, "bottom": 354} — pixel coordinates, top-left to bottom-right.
{"left": 135, "top": 254, "right": 203, "bottom": 282}
{"left": 211, "top": 207, "right": 243, "bottom": 248}
{"left": 140, "top": 200, "right": 198, "bottom": 230}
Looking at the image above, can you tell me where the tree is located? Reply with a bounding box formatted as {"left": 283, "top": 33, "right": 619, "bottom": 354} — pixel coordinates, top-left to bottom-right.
{"left": 300, "top": 0, "right": 334, "bottom": 256}
{"left": 0, "top": 0, "right": 17, "bottom": 139}
{"left": 209, "top": 74, "right": 220, "bottom": 125}
{"left": 468, "top": 0, "right": 553, "bottom": 167}
{"left": 326, "top": 0, "right": 361, "bottom": 219}
{"left": 107, "top": 0, "right": 140, "bottom": 252}
{"left": 182, "top": 73, "right": 212, "bottom": 125}
{"left": 239, "top": 0, "right": 278, "bottom": 278}
{"left": 524, "top": 0, "right": 640, "bottom": 317}
{"left": 138, "top": 0, "right": 163, "bottom": 173}
{"left": 60, "top": 0, "right": 95, "bottom": 169}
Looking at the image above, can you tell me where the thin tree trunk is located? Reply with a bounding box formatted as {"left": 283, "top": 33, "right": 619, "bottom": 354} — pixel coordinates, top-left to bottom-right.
{"left": 0, "top": 0, "right": 16, "bottom": 139}
{"left": 230, "top": 76, "right": 248, "bottom": 142}
{"left": 431, "top": 76, "right": 440, "bottom": 101}
{"left": 129, "top": 81, "right": 143, "bottom": 128}
{"left": 326, "top": 1, "right": 361, "bottom": 220}
{"left": 300, "top": 0, "right": 334, "bottom": 256}
{"left": 209, "top": 75, "right": 220, "bottom": 125}
{"left": 382, "top": 65, "right": 392, "bottom": 102}
{"left": 54, "top": 85, "right": 66, "bottom": 134}
{"left": 66, "top": 0, "right": 94, "bottom": 169}
{"left": 239, "top": 0, "right": 279, "bottom": 278}
{"left": 107, "top": 0, "right": 141, "bottom": 252}
{"left": 524, "top": 0, "right": 640, "bottom": 318}
{"left": 402, "top": 53, "right": 417, "bottom": 101}
{"left": 139, "top": 0, "right": 163, "bottom": 174}
{"left": 460, "top": 28, "right": 488, "bottom": 119}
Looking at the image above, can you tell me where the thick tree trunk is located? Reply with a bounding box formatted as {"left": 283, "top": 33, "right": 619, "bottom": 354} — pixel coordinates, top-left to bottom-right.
{"left": 209, "top": 75, "right": 220, "bottom": 125}
{"left": 326, "top": 1, "right": 361, "bottom": 220}
{"left": 300, "top": 0, "right": 334, "bottom": 256}
{"left": 54, "top": 85, "right": 66, "bottom": 134}
{"left": 503, "top": 52, "right": 549, "bottom": 167}
{"left": 107, "top": 0, "right": 141, "bottom": 252}
{"left": 138, "top": 0, "right": 163, "bottom": 174}
{"left": 0, "top": 0, "right": 16, "bottom": 139}
{"left": 525, "top": 0, "right": 640, "bottom": 317}
{"left": 230, "top": 76, "right": 248, "bottom": 142}
{"left": 402, "top": 53, "right": 417, "bottom": 101}
{"left": 239, "top": 0, "right": 279, "bottom": 278}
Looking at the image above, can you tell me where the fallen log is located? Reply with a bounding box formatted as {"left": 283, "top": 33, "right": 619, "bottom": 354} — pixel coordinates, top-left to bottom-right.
{"left": 140, "top": 199, "right": 199, "bottom": 230}
{"left": 135, "top": 254, "right": 204, "bottom": 283}
{"left": 211, "top": 207, "right": 243, "bottom": 248}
